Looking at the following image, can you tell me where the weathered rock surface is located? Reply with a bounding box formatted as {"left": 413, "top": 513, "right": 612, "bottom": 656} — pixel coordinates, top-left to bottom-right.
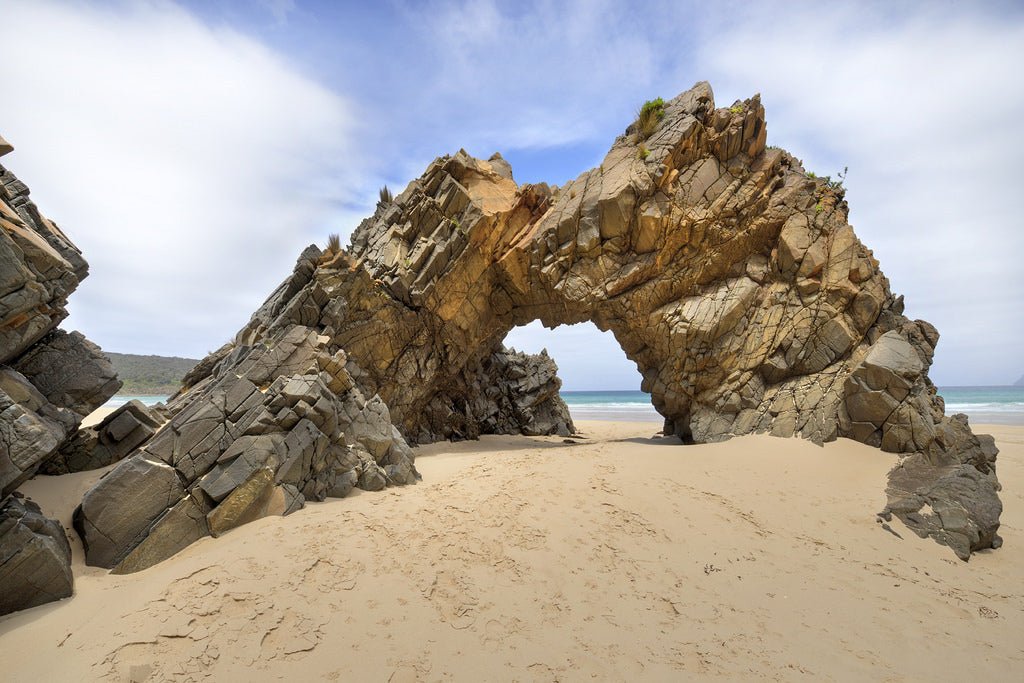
{"left": 0, "top": 156, "right": 121, "bottom": 489}
{"left": 0, "top": 366, "right": 77, "bottom": 497}
{"left": 0, "top": 494, "right": 73, "bottom": 615}
{"left": 414, "top": 346, "right": 574, "bottom": 442}
{"left": 180, "top": 82, "right": 996, "bottom": 558}
{"left": 74, "top": 82, "right": 1002, "bottom": 567}
{"left": 11, "top": 329, "right": 119, "bottom": 419}
{"left": 1, "top": 157, "right": 89, "bottom": 365}
{"left": 43, "top": 399, "right": 164, "bottom": 475}
{"left": 76, "top": 325, "right": 419, "bottom": 571}
{"left": 0, "top": 143, "right": 122, "bottom": 611}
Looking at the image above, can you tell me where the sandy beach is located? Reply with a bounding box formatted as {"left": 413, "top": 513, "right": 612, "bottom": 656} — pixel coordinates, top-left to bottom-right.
{"left": 2, "top": 420, "right": 1022, "bottom": 681}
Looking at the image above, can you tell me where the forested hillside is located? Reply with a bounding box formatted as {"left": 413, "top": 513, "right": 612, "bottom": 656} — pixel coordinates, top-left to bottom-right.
{"left": 105, "top": 352, "right": 199, "bottom": 396}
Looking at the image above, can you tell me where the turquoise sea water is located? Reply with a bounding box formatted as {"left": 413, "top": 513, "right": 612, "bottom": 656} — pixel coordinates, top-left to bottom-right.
{"left": 938, "top": 386, "right": 1024, "bottom": 425}
{"left": 103, "top": 395, "right": 170, "bottom": 408}
{"left": 100, "top": 387, "right": 1024, "bottom": 426}
{"left": 561, "top": 387, "right": 1024, "bottom": 425}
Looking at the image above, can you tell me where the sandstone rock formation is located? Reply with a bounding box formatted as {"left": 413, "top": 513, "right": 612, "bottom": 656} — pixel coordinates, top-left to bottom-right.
{"left": 0, "top": 141, "right": 122, "bottom": 613}
{"left": 77, "top": 81, "right": 1002, "bottom": 567}
{"left": 249, "top": 82, "right": 1001, "bottom": 558}
{"left": 1, "top": 149, "right": 121, "bottom": 497}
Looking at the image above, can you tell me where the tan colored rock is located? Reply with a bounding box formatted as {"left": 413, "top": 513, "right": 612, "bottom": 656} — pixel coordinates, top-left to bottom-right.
{"left": 207, "top": 467, "right": 277, "bottom": 537}
{"left": 88, "top": 82, "right": 1001, "bottom": 567}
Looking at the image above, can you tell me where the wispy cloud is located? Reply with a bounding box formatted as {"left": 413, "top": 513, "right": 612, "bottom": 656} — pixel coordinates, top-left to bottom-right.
{"left": 1, "top": 0, "right": 358, "bottom": 357}
{"left": 397, "top": 1, "right": 1024, "bottom": 385}
{"left": 690, "top": 3, "right": 1024, "bottom": 384}
{"left": 3, "top": 0, "right": 1020, "bottom": 386}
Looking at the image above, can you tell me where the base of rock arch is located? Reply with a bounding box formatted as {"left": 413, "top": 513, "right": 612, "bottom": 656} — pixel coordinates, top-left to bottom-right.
{"left": 75, "top": 81, "right": 1001, "bottom": 569}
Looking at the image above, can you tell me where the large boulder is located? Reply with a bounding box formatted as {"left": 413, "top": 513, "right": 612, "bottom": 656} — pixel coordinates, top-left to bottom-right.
{"left": 0, "top": 368, "right": 77, "bottom": 497}
{"left": 0, "top": 495, "right": 73, "bottom": 616}
{"left": 11, "top": 330, "right": 120, "bottom": 419}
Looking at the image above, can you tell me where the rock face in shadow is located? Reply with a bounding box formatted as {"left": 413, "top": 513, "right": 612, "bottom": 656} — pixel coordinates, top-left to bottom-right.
{"left": 43, "top": 399, "right": 165, "bottom": 475}
{"left": 0, "top": 143, "right": 121, "bottom": 612}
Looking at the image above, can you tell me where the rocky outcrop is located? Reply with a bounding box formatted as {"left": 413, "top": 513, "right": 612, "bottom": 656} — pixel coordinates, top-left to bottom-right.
{"left": 189, "top": 82, "right": 994, "bottom": 559}
{"left": 43, "top": 400, "right": 164, "bottom": 475}
{"left": 0, "top": 494, "right": 73, "bottom": 616}
{"left": 76, "top": 82, "right": 1002, "bottom": 566}
{"left": 11, "top": 329, "right": 119, "bottom": 419}
{"left": 1, "top": 151, "right": 121, "bottom": 494}
{"left": 75, "top": 325, "right": 418, "bottom": 572}
{"left": 1, "top": 155, "right": 89, "bottom": 365}
{"left": 1, "top": 142, "right": 121, "bottom": 612}
{"left": 412, "top": 346, "right": 574, "bottom": 443}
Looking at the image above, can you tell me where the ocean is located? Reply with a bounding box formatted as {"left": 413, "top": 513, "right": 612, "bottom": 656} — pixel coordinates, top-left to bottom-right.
{"left": 101, "top": 386, "right": 1024, "bottom": 426}
{"left": 561, "top": 386, "right": 1024, "bottom": 426}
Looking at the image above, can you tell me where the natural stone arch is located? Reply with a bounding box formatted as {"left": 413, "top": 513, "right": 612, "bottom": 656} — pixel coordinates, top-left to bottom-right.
{"left": 76, "top": 83, "right": 1001, "bottom": 571}
{"left": 323, "top": 82, "right": 999, "bottom": 556}
{"left": 319, "top": 84, "right": 898, "bottom": 451}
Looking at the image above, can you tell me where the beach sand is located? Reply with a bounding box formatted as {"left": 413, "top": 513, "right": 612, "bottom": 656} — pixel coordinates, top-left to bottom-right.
{"left": 2, "top": 421, "right": 1022, "bottom": 681}
{"left": 80, "top": 406, "right": 118, "bottom": 428}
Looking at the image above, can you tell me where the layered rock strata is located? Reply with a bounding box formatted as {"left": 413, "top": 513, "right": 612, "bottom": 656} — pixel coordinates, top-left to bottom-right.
{"left": 43, "top": 399, "right": 164, "bottom": 475}
{"left": 75, "top": 324, "right": 419, "bottom": 572}
{"left": 79, "top": 81, "right": 1001, "bottom": 565}
{"left": 224, "top": 82, "right": 999, "bottom": 558}
{"left": 1, "top": 152, "right": 120, "bottom": 496}
{"left": 0, "top": 494, "right": 73, "bottom": 615}
{"left": 0, "top": 143, "right": 121, "bottom": 613}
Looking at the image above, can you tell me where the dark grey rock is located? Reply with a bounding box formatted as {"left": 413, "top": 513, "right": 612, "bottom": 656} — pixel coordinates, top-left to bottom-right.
{"left": 327, "top": 468, "right": 358, "bottom": 498}
{"left": 44, "top": 400, "right": 164, "bottom": 475}
{"left": 0, "top": 495, "right": 73, "bottom": 615}
{"left": 10, "top": 330, "right": 119, "bottom": 419}
{"left": 357, "top": 461, "right": 387, "bottom": 492}
{"left": 74, "top": 456, "right": 186, "bottom": 568}
{"left": 0, "top": 374, "right": 76, "bottom": 498}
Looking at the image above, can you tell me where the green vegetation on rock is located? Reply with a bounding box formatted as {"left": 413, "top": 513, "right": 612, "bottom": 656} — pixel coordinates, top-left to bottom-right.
{"left": 634, "top": 97, "right": 666, "bottom": 141}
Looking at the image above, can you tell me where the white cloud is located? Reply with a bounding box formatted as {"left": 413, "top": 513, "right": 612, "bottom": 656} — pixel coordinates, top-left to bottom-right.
{"left": 1, "top": 0, "right": 357, "bottom": 357}
{"left": 3, "top": 0, "right": 1019, "bottom": 389}
{"left": 383, "top": 0, "right": 659, "bottom": 156}
{"left": 690, "top": 3, "right": 1024, "bottom": 385}
{"left": 394, "top": 1, "right": 1024, "bottom": 386}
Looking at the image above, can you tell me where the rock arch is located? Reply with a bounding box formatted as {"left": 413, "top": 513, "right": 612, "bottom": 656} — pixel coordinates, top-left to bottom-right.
{"left": 76, "top": 83, "right": 1001, "bottom": 569}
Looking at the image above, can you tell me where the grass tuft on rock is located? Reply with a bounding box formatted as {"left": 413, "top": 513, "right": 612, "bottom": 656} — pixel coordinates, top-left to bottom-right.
{"left": 635, "top": 97, "right": 666, "bottom": 141}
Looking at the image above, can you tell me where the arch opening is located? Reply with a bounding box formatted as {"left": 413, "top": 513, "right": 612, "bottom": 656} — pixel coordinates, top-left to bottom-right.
{"left": 502, "top": 320, "right": 662, "bottom": 425}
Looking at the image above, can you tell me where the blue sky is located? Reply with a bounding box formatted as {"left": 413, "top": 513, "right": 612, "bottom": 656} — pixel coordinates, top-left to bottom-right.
{"left": 2, "top": 0, "right": 1022, "bottom": 389}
